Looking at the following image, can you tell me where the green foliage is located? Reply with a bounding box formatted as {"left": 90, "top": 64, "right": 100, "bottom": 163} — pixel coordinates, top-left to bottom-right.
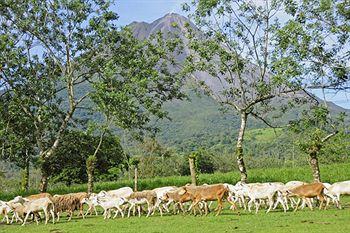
{"left": 289, "top": 106, "right": 345, "bottom": 155}
{"left": 277, "top": 0, "right": 350, "bottom": 89}
{"left": 90, "top": 28, "right": 186, "bottom": 139}
{"left": 48, "top": 130, "right": 125, "bottom": 185}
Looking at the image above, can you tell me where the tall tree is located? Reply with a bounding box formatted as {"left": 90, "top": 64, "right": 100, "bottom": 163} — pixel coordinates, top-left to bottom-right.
{"left": 183, "top": 0, "right": 304, "bottom": 182}
{"left": 289, "top": 107, "right": 343, "bottom": 182}
{"left": 276, "top": 0, "right": 350, "bottom": 180}
{"left": 0, "top": 0, "right": 185, "bottom": 192}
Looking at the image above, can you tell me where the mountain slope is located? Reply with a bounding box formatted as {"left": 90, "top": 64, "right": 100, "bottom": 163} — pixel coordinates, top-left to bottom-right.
{"left": 127, "top": 13, "right": 349, "bottom": 151}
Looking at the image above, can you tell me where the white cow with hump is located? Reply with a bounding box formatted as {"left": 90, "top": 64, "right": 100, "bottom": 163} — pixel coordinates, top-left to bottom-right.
{"left": 327, "top": 181, "right": 350, "bottom": 209}
{"left": 244, "top": 182, "right": 287, "bottom": 213}
{"left": 226, "top": 182, "right": 287, "bottom": 213}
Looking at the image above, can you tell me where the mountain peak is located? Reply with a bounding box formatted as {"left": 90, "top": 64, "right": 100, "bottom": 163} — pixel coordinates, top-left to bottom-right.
{"left": 129, "top": 13, "right": 192, "bottom": 40}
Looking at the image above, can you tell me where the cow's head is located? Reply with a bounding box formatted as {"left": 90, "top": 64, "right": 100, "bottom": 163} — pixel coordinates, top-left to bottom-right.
{"left": 178, "top": 187, "right": 188, "bottom": 196}
{"left": 161, "top": 193, "right": 169, "bottom": 201}
{"left": 285, "top": 190, "right": 295, "bottom": 197}
{"left": 12, "top": 196, "right": 26, "bottom": 204}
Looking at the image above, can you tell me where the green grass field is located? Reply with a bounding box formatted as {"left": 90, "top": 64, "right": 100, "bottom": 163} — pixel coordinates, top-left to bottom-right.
{"left": 1, "top": 198, "right": 350, "bottom": 233}
{"left": 1, "top": 163, "right": 350, "bottom": 232}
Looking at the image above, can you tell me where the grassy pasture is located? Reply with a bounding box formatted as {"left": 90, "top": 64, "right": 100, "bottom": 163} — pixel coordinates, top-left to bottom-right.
{"left": 1, "top": 198, "right": 350, "bottom": 233}
{"left": 1, "top": 163, "right": 350, "bottom": 232}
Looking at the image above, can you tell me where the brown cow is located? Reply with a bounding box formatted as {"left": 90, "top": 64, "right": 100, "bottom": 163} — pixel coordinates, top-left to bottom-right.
{"left": 287, "top": 183, "right": 326, "bottom": 211}
{"left": 178, "top": 184, "right": 228, "bottom": 216}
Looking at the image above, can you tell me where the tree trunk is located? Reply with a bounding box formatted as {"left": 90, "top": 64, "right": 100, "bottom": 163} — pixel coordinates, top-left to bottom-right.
{"left": 134, "top": 166, "right": 138, "bottom": 192}
{"left": 189, "top": 157, "right": 197, "bottom": 186}
{"left": 310, "top": 152, "right": 321, "bottom": 182}
{"left": 87, "top": 127, "right": 107, "bottom": 194}
{"left": 236, "top": 112, "right": 248, "bottom": 183}
{"left": 21, "top": 153, "right": 30, "bottom": 192}
{"left": 39, "top": 157, "right": 49, "bottom": 193}
{"left": 39, "top": 173, "right": 48, "bottom": 193}
{"left": 86, "top": 155, "right": 96, "bottom": 194}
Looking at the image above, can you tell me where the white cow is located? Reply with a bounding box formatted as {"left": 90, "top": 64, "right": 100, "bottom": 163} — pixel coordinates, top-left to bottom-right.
{"left": 327, "top": 181, "right": 350, "bottom": 209}
{"left": 224, "top": 183, "right": 247, "bottom": 210}
{"left": 232, "top": 182, "right": 287, "bottom": 213}
{"left": 322, "top": 183, "right": 338, "bottom": 208}
{"left": 13, "top": 196, "right": 55, "bottom": 226}
{"left": 97, "top": 187, "right": 133, "bottom": 199}
{"left": 81, "top": 193, "right": 99, "bottom": 216}
{"left": 95, "top": 196, "right": 125, "bottom": 219}
{"left": 248, "top": 183, "right": 287, "bottom": 213}
{"left": 152, "top": 186, "right": 177, "bottom": 214}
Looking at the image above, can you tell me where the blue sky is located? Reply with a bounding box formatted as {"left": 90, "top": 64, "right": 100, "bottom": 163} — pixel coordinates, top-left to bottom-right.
{"left": 112, "top": 0, "right": 186, "bottom": 26}
{"left": 111, "top": 0, "right": 350, "bottom": 109}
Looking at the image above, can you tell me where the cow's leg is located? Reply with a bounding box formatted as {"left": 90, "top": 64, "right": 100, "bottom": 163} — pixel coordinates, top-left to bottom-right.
{"left": 159, "top": 203, "right": 163, "bottom": 217}
{"left": 50, "top": 209, "right": 55, "bottom": 224}
{"left": 216, "top": 198, "right": 223, "bottom": 216}
{"left": 127, "top": 204, "right": 133, "bottom": 218}
{"left": 266, "top": 197, "right": 274, "bottom": 213}
{"left": 248, "top": 198, "right": 254, "bottom": 212}
{"left": 255, "top": 200, "right": 260, "bottom": 214}
{"left": 318, "top": 195, "right": 325, "bottom": 210}
{"left": 85, "top": 205, "right": 92, "bottom": 216}
{"left": 43, "top": 208, "right": 49, "bottom": 225}
{"left": 137, "top": 205, "right": 141, "bottom": 218}
{"left": 241, "top": 196, "right": 247, "bottom": 211}
{"left": 190, "top": 200, "right": 200, "bottom": 216}
{"left": 118, "top": 205, "right": 125, "bottom": 218}
{"left": 336, "top": 194, "right": 342, "bottom": 209}
{"left": 94, "top": 205, "right": 98, "bottom": 216}
{"left": 68, "top": 211, "right": 73, "bottom": 221}
{"left": 80, "top": 205, "right": 85, "bottom": 219}
{"left": 306, "top": 198, "right": 313, "bottom": 211}
{"left": 22, "top": 212, "right": 31, "bottom": 226}
{"left": 4, "top": 213, "right": 9, "bottom": 224}
{"left": 34, "top": 214, "right": 39, "bottom": 225}
{"left": 150, "top": 204, "right": 155, "bottom": 217}
{"left": 293, "top": 198, "right": 301, "bottom": 212}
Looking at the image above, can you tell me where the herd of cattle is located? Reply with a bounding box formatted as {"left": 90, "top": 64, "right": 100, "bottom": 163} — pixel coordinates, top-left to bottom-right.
{"left": 0, "top": 180, "right": 350, "bottom": 226}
